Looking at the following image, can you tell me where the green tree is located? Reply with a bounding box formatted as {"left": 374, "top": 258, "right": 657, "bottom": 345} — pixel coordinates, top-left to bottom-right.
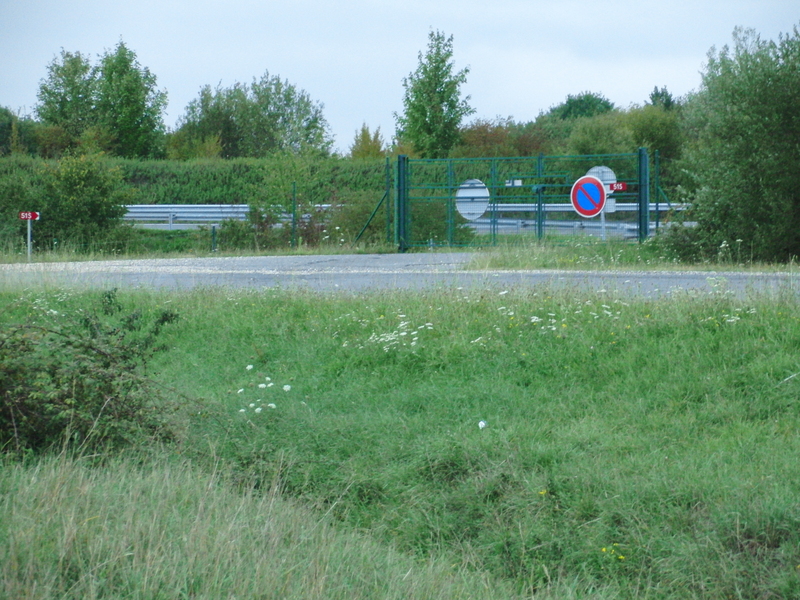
{"left": 648, "top": 86, "right": 676, "bottom": 110}
{"left": 349, "top": 124, "right": 385, "bottom": 159}
{"left": 564, "top": 112, "right": 634, "bottom": 155}
{"left": 625, "top": 104, "right": 683, "bottom": 161}
{"left": 35, "top": 43, "right": 167, "bottom": 158}
{"left": 450, "top": 118, "right": 516, "bottom": 158}
{"left": 395, "top": 30, "right": 474, "bottom": 158}
{"left": 94, "top": 41, "right": 167, "bottom": 158}
{"left": 35, "top": 50, "right": 96, "bottom": 141}
{"left": 548, "top": 92, "right": 614, "bottom": 120}
{"left": 174, "top": 72, "right": 332, "bottom": 159}
{"left": 674, "top": 25, "right": 800, "bottom": 261}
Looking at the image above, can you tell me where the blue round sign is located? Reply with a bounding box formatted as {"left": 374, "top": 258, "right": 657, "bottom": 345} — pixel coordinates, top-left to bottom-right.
{"left": 571, "top": 175, "right": 606, "bottom": 218}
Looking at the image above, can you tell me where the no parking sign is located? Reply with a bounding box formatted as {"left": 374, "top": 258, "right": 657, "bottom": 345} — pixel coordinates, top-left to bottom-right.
{"left": 570, "top": 175, "right": 606, "bottom": 218}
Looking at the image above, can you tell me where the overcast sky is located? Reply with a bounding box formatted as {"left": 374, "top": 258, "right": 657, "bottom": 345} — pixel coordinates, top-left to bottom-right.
{"left": 1, "top": 0, "right": 797, "bottom": 154}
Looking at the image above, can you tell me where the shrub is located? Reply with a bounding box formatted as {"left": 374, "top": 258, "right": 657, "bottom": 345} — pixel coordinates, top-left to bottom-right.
{"left": 0, "top": 290, "right": 180, "bottom": 453}
{"left": 38, "top": 153, "right": 133, "bottom": 248}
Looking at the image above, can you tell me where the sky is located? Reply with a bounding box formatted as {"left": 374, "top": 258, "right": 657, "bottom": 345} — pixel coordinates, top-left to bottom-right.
{"left": 0, "top": 0, "right": 797, "bottom": 154}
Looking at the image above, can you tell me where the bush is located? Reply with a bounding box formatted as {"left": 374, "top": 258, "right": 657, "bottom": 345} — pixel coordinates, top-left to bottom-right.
{"left": 0, "top": 290, "right": 180, "bottom": 453}
{"left": 327, "top": 190, "right": 389, "bottom": 245}
{"left": 680, "top": 25, "right": 800, "bottom": 261}
{"left": 37, "top": 153, "right": 132, "bottom": 248}
{"left": 653, "top": 222, "right": 706, "bottom": 262}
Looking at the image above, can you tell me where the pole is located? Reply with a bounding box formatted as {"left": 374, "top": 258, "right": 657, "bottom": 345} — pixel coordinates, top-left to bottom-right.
{"left": 396, "top": 155, "right": 408, "bottom": 252}
{"left": 654, "top": 150, "right": 661, "bottom": 232}
{"left": 291, "top": 181, "right": 297, "bottom": 248}
{"left": 536, "top": 154, "right": 545, "bottom": 240}
{"left": 638, "top": 147, "right": 650, "bottom": 242}
{"left": 600, "top": 205, "right": 607, "bottom": 241}
{"left": 27, "top": 219, "right": 32, "bottom": 262}
{"left": 385, "top": 156, "right": 392, "bottom": 244}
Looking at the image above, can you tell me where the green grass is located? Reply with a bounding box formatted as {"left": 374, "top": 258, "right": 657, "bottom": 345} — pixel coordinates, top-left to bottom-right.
{"left": 0, "top": 227, "right": 397, "bottom": 263}
{"left": 1, "top": 454, "right": 514, "bottom": 600}
{"left": 466, "top": 236, "right": 793, "bottom": 271}
{"left": 2, "top": 281, "right": 800, "bottom": 598}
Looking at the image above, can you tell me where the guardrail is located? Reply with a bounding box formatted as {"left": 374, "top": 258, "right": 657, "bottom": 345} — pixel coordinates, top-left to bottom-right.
{"left": 123, "top": 204, "right": 250, "bottom": 230}
{"left": 123, "top": 202, "right": 688, "bottom": 232}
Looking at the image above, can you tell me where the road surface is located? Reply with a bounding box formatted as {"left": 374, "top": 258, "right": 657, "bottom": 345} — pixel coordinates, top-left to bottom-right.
{"left": 2, "top": 253, "right": 798, "bottom": 298}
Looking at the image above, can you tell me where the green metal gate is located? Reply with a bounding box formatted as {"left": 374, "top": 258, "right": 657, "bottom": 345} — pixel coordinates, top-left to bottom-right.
{"left": 394, "top": 149, "right": 654, "bottom": 252}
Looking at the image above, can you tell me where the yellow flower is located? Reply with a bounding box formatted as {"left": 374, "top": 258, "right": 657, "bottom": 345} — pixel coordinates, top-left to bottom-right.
{"left": 601, "top": 548, "right": 607, "bottom": 552}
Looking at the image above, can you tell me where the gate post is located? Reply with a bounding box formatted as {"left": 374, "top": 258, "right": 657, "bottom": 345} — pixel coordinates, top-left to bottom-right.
{"left": 385, "top": 156, "right": 392, "bottom": 244}
{"left": 536, "top": 153, "right": 545, "bottom": 240}
{"left": 396, "top": 155, "right": 409, "bottom": 253}
{"left": 637, "top": 147, "right": 650, "bottom": 242}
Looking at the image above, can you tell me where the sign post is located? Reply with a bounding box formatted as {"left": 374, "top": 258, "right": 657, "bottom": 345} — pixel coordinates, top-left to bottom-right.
{"left": 19, "top": 211, "right": 40, "bottom": 262}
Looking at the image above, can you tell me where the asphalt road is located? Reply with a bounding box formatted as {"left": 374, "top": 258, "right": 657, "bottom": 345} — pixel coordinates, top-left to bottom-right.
{"left": 2, "top": 252, "right": 798, "bottom": 298}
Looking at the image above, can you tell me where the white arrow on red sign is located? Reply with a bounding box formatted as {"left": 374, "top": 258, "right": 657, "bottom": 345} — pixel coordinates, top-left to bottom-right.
{"left": 19, "top": 211, "right": 40, "bottom": 220}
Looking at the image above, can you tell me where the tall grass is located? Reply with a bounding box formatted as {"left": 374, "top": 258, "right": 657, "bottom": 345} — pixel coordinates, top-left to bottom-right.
{"left": 2, "top": 282, "right": 800, "bottom": 598}
{"left": 0, "top": 454, "right": 513, "bottom": 599}
{"left": 466, "top": 235, "right": 791, "bottom": 271}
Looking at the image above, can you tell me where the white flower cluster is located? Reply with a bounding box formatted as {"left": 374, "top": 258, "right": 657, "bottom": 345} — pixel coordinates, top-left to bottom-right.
{"left": 364, "top": 317, "right": 434, "bottom": 352}
{"left": 237, "top": 365, "right": 293, "bottom": 414}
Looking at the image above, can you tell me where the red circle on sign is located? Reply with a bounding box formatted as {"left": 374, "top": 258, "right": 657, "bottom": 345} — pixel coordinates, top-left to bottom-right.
{"left": 570, "top": 176, "right": 606, "bottom": 218}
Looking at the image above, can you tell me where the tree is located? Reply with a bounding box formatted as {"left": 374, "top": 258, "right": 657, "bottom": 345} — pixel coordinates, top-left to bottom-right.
{"left": 674, "top": 25, "right": 800, "bottom": 261}
{"left": 349, "top": 124, "right": 385, "bottom": 159}
{"left": 548, "top": 92, "right": 614, "bottom": 120}
{"left": 625, "top": 104, "right": 683, "bottom": 161}
{"left": 395, "top": 30, "right": 474, "bottom": 158}
{"left": 450, "top": 118, "right": 516, "bottom": 158}
{"left": 36, "top": 50, "right": 96, "bottom": 140}
{"left": 564, "top": 112, "right": 633, "bottom": 156}
{"left": 648, "top": 86, "right": 676, "bottom": 110}
{"left": 174, "top": 72, "right": 332, "bottom": 159}
{"left": 35, "top": 42, "right": 167, "bottom": 158}
{"left": 94, "top": 41, "right": 167, "bottom": 158}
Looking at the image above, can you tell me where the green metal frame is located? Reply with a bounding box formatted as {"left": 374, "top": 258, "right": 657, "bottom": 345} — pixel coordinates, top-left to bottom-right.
{"left": 394, "top": 150, "right": 656, "bottom": 251}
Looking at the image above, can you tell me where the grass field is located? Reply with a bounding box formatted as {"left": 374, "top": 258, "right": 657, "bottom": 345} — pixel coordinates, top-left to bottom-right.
{"left": 2, "top": 250, "right": 800, "bottom": 598}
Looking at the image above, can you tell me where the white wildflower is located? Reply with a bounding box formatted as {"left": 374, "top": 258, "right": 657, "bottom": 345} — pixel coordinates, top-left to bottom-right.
{"left": 478, "top": 420, "right": 487, "bottom": 429}
{"left": 254, "top": 407, "right": 263, "bottom": 413}
{"left": 246, "top": 365, "right": 254, "bottom": 371}
{"left": 237, "top": 388, "right": 245, "bottom": 394}
{"left": 283, "top": 385, "right": 291, "bottom": 392}
{"left": 267, "top": 403, "right": 276, "bottom": 409}
{"left": 258, "top": 383, "right": 267, "bottom": 389}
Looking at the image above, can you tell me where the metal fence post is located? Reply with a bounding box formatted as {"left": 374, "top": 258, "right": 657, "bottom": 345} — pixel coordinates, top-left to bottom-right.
{"left": 447, "top": 160, "right": 455, "bottom": 246}
{"left": 638, "top": 147, "right": 650, "bottom": 242}
{"left": 385, "top": 156, "right": 392, "bottom": 244}
{"left": 396, "top": 155, "right": 408, "bottom": 253}
{"left": 291, "top": 181, "right": 297, "bottom": 248}
{"left": 654, "top": 150, "right": 661, "bottom": 232}
{"left": 537, "top": 154, "right": 545, "bottom": 240}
